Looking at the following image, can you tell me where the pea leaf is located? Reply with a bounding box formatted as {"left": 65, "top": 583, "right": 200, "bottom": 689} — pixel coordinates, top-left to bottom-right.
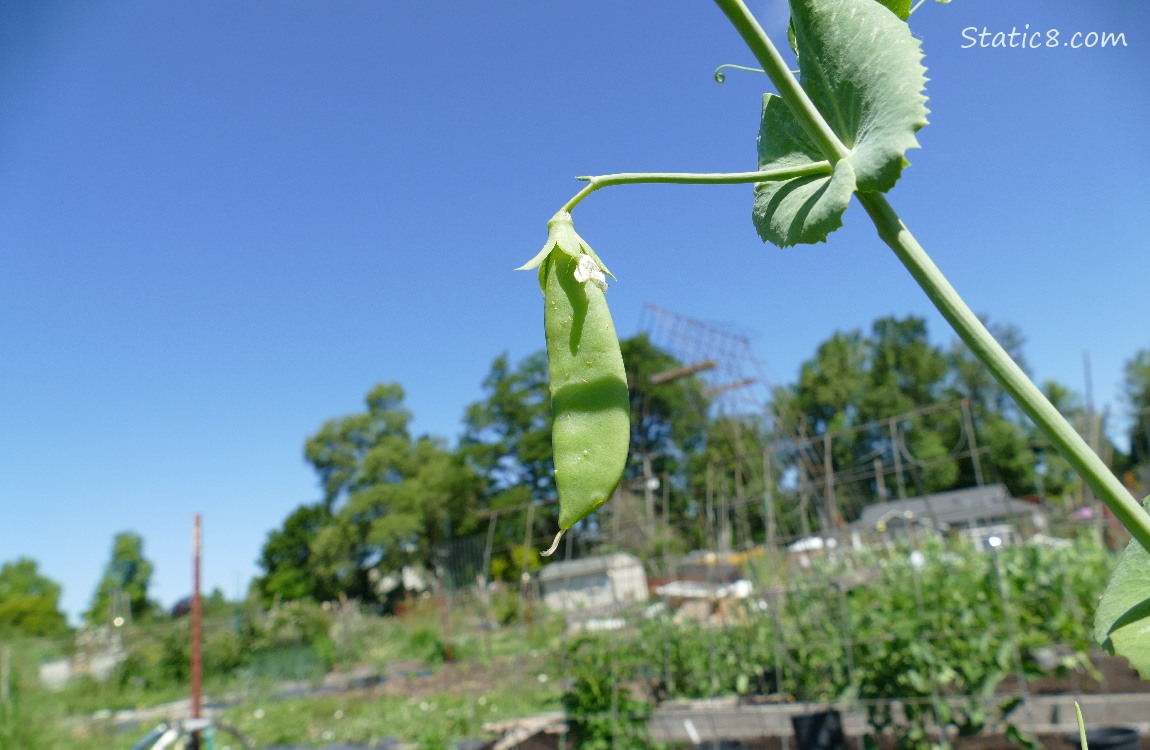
{"left": 786, "top": 0, "right": 910, "bottom": 58}
{"left": 876, "top": 0, "right": 912, "bottom": 21}
{"left": 755, "top": 0, "right": 928, "bottom": 247}
{"left": 1093, "top": 497, "right": 1150, "bottom": 679}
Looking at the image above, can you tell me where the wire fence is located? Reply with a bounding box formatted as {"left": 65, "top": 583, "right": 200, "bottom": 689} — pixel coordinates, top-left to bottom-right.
{"left": 420, "top": 494, "right": 1127, "bottom": 747}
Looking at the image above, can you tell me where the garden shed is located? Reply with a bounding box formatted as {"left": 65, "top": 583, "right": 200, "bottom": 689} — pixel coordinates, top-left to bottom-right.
{"left": 537, "top": 552, "right": 648, "bottom": 613}
{"left": 854, "top": 483, "right": 1047, "bottom": 545}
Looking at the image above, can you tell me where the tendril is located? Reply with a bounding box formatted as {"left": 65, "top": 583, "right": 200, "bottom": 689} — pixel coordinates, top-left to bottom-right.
{"left": 713, "top": 63, "right": 766, "bottom": 83}
{"left": 713, "top": 63, "right": 800, "bottom": 84}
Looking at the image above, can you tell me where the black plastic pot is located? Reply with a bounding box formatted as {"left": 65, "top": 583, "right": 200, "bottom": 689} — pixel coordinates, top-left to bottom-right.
{"left": 792, "top": 709, "right": 848, "bottom": 750}
{"left": 1064, "top": 727, "right": 1140, "bottom": 750}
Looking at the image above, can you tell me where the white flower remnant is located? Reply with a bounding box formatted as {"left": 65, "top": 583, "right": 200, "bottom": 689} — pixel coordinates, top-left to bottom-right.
{"left": 573, "top": 254, "right": 608, "bottom": 292}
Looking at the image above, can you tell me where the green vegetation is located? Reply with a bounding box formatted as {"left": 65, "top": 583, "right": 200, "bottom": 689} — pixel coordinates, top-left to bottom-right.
{"left": 527, "top": 0, "right": 1150, "bottom": 681}
{"left": 4, "top": 326, "right": 1141, "bottom": 748}
{"left": 6, "top": 2, "right": 1150, "bottom": 745}
{"left": 85, "top": 532, "right": 157, "bottom": 627}
{"left": 2, "top": 329, "right": 1146, "bottom": 749}
{"left": 253, "top": 328, "right": 1150, "bottom": 613}
{"left": 0, "top": 559, "right": 69, "bottom": 639}
{"left": 564, "top": 536, "right": 1116, "bottom": 750}
{"left": 0, "top": 595, "right": 565, "bottom": 750}
{"left": 221, "top": 683, "right": 561, "bottom": 750}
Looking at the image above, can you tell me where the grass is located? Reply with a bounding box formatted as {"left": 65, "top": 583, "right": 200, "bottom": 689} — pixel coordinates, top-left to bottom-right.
{"left": 1, "top": 598, "right": 568, "bottom": 750}
{"left": 222, "top": 681, "right": 563, "bottom": 748}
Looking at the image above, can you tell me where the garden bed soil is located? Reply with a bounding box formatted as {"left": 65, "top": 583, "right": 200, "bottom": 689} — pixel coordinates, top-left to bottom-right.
{"left": 999, "top": 654, "right": 1150, "bottom": 695}
{"left": 734, "top": 734, "right": 1150, "bottom": 750}
{"left": 367, "top": 651, "right": 1148, "bottom": 703}
{"left": 481, "top": 732, "right": 1150, "bottom": 750}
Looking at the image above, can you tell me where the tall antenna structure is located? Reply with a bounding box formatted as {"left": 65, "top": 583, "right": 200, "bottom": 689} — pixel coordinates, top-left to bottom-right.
{"left": 638, "top": 303, "right": 987, "bottom": 550}
{"left": 638, "top": 303, "right": 819, "bottom": 548}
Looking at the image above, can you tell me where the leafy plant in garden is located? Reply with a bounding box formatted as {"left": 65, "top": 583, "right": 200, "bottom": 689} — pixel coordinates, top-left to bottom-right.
{"left": 525, "top": 0, "right": 1150, "bottom": 679}
{"left": 557, "top": 539, "right": 1112, "bottom": 750}
{"left": 561, "top": 634, "right": 662, "bottom": 750}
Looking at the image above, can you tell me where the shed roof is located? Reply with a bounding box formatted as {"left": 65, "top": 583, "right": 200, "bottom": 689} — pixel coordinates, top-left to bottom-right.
{"left": 854, "top": 484, "right": 1039, "bottom": 530}
{"left": 537, "top": 552, "right": 643, "bottom": 582}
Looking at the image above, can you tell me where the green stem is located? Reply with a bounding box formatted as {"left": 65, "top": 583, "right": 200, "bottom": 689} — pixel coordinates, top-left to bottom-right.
{"left": 857, "top": 192, "right": 1150, "bottom": 551}
{"left": 712, "top": 0, "right": 1150, "bottom": 550}
{"left": 561, "top": 163, "right": 832, "bottom": 213}
{"left": 714, "top": 63, "right": 766, "bottom": 82}
{"left": 712, "top": 0, "right": 848, "bottom": 162}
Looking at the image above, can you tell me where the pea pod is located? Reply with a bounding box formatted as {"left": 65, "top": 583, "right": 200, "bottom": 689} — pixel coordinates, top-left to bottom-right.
{"left": 518, "top": 212, "right": 630, "bottom": 556}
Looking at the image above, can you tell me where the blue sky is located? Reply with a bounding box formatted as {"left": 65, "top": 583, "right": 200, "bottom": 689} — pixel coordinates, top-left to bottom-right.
{"left": 2, "top": 1, "right": 1147, "bottom": 623}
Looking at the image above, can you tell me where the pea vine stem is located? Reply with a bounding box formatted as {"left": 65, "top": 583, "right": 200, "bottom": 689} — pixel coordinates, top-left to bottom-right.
{"left": 711, "top": 0, "right": 1150, "bottom": 551}
{"left": 712, "top": 0, "right": 848, "bottom": 163}
{"left": 561, "top": 163, "right": 832, "bottom": 214}
{"left": 857, "top": 193, "right": 1150, "bottom": 551}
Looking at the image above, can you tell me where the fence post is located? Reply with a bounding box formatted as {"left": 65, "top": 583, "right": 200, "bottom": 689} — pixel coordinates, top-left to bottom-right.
{"left": 1, "top": 644, "right": 10, "bottom": 704}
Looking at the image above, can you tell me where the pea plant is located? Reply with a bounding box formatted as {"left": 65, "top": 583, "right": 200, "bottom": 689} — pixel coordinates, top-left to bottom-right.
{"left": 522, "top": 0, "right": 1150, "bottom": 676}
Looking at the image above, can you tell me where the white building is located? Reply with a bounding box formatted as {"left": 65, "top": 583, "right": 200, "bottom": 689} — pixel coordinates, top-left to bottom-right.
{"left": 537, "top": 552, "right": 648, "bottom": 613}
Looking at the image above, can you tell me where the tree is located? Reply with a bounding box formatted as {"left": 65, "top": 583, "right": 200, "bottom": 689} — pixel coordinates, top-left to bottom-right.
{"left": 1123, "top": 348, "right": 1150, "bottom": 492}
{"left": 942, "top": 318, "right": 1047, "bottom": 498}
{"left": 620, "top": 333, "right": 710, "bottom": 490}
{"left": 305, "top": 382, "right": 414, "bottom": 511}
{"left": 859, "top": 316, "right": 948, "bottom": 424}
{"left": 770, "top": 316, "right": 957, "bottom": 522}
{"left": 282, "top": 382, "right": 482, "bottom": 605}
{"left": 86, "top": 531, "right": 155, "bottom": 625}
{"left": 780, "top": 330, "right": 867, "bottom": 437}
{"left": 0, "top": 558, "right": 70, "bottom": 638}
{"left": 945, "top": 318, "right": 1029, "bottom": 420}
{"left": 689, "top": 412, "right": 777, "bottom": 550}
{"left": 459, "top": 352, "right": 554, "bottom": 502}
{"left": 254, "top": 502, "right": 336, "bottom": 606}
{"left": 769, "top": 314, "right": 1126, "bottom": 523}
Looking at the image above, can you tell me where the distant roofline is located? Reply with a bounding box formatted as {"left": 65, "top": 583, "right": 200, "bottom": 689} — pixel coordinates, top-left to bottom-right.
{"left": 854, "top": 483, "right": 1042, "bottom": 529}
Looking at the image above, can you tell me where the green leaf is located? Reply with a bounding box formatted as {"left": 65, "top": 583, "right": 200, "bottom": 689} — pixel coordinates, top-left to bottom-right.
{"left": 790, "top": 0, "right": 912, "bottom": 53}
{"left": 754, "top": 0, "right": 928, "bottom": 247}
{"left": 1094, "top": 499, "right": 1150, "bottom": 679}
{"left": 875, "top": 0, "right": 912, "bottom": 21}
{"left": 753, "top": 95, "right": 858, "bottom": 246}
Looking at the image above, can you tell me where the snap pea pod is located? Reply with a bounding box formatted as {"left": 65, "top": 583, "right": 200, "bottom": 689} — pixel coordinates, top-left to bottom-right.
{"left": 518, "top": 212, "right": 630, "bottom": 556}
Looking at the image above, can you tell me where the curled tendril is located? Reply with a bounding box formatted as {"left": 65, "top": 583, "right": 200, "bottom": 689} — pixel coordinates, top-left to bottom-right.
{"left": 713, "top": 63, "right": 801, "bottom": 84}
{"left": 713, "top": 63, "right": 766, "bottom": 83}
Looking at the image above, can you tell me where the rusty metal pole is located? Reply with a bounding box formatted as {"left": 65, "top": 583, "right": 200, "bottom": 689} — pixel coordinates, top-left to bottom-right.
{"left": 191, "top": 515, "right": 203, "bottom": 724}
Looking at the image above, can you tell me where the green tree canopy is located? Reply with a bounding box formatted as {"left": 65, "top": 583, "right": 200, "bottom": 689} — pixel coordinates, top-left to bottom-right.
{"left": 263, "top": 382, "right": 483, "bottom": 606}
{"left": 1122, "top": 348, "right": 1150, "bottom": 493}
{"left": 459, "top": 351, "right": 554, "bottom": 502}
{"left": 620, "top": 333, "right": 711, "bottom": 486}
{"left": 254, "top": 502, "right": 336, "bottom": 607}
{"left": 766, "top": 315, "right": 1105, "bottom": 525}
{"left": 769, "top": 316, "right": 956, "bottom": 522}
{"left": 86, "top": 531, "right": 155, "bottom": 625}
{"left": 0, "top": 557, "right": 70, "bottom": 638}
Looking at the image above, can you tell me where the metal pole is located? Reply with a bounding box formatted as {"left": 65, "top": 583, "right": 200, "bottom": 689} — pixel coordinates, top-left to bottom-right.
{"left": 823, "top": 431, "right": 839, "bottom": 533}
{"left": 1, "top": 645, "right": 10, "bottom": 704}
{"left": 520, "top": 503, "right": 535, "bottom": 636}
{"left": 705, "top": 462, "right": 715, "bottom": 546}
{"left": 763, "top": 446, "right": 776, "bottom": 548}
{"left": 191, "top": 515, "right": 203, "bottom": 731}
{"left": 438, "top": 565, "right": 454, "bottom": 663}
{"left": 890, "top": 419, "right": 908, "bottom": 500}
{"left": 481, "top": 513, "right": 498, "bottom": 661}
{"left": 960, "top": 399, "right": 985, "bottom": 486}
